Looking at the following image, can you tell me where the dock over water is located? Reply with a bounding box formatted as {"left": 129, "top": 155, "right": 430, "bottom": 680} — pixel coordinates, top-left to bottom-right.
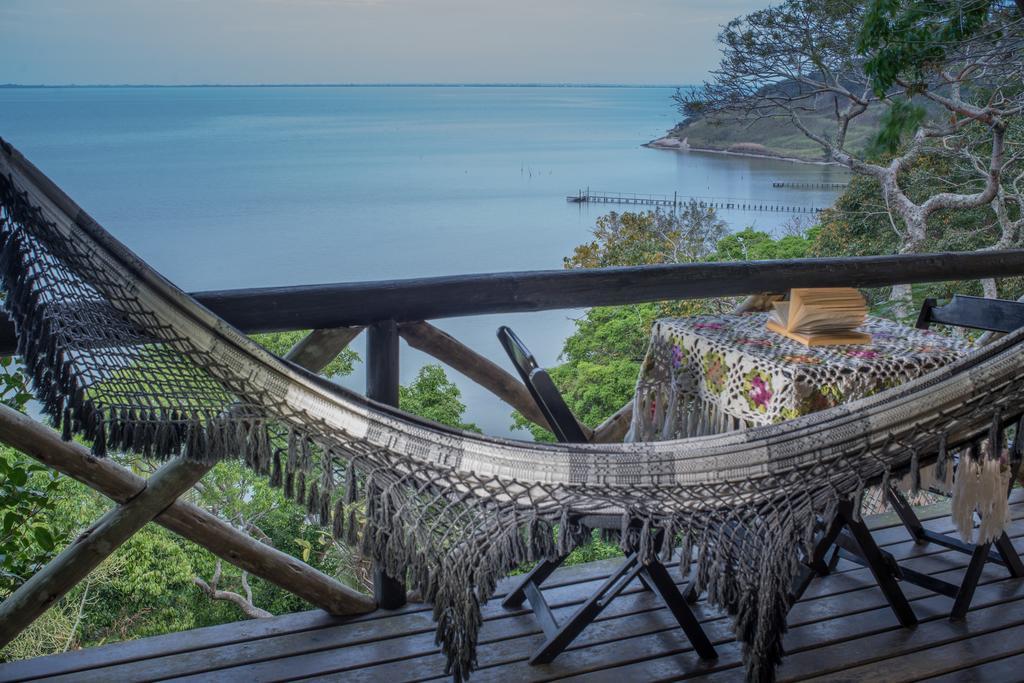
{"left": 567, "top": 190, "right": 826, "bottom": 214}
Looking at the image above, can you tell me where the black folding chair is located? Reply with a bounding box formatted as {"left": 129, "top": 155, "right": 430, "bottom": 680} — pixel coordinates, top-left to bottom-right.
{"left": 877, "top": 294, "right": 1024, "bottom": 619}
{"left": 496, "top": 326, "right": 716, "bottom": 664}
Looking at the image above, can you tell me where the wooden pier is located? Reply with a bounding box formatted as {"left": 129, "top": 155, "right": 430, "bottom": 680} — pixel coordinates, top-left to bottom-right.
{"left": 566, "top": 190, "right": 824, "bottom": 214}
{"left": 771, "top": 181, "right": 848, "bottom": 190}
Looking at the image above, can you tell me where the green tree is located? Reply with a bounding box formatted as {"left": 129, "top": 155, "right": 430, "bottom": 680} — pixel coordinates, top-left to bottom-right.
{"left": 687, "top": 0, "right": 1023, "bottom": 311}
{"left": 859, "top": 0, "right": 1022, "bottom": 95}
{"left": 714, "top": 228, "right": 815, "bottom": 261}
{"left": 400, "top": 364, "right": 481, "bottom": 433}
{"left": 0, "top": 449, "right": 65, "bottom": 595}
{"left": 0, "top": 354, "right": 69, "bottom": 598}
{"left": 566, "top": 204, "right": 728, "bottom": 269}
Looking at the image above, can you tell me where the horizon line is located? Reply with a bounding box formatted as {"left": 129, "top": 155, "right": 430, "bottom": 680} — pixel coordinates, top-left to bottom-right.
{"left": 0, "top": 82, "right": 692, "bottom": 90}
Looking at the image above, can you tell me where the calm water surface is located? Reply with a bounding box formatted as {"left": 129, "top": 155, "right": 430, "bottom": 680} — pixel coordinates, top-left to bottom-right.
{"left": 0, "top": 86, "right": 848, "bottom": 435}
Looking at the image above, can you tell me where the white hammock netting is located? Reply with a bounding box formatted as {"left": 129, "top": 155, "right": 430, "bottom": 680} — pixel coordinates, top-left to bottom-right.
{"left": 0, "top": 139, "right": 1020, "bottom": 682}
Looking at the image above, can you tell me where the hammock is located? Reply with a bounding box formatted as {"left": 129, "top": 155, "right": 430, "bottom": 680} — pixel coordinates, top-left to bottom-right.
{"left": 0, "top": 139, "right": 1020, "bottom": 682}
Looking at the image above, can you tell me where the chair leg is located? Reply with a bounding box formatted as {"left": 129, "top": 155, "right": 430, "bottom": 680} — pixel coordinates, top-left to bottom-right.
{"left": 529, "top": 554, "right": 644, "bottom": 664}
{"left": 995, "top": 532, "right": 1024, "bottom": 577}
{"left": 836, "top": 500, "right": 918, "bottom": 627}
{"left": 527, "top": 553, "right": 717, "bottom": 665}
{"left": 641, "top": 560, "right": 717, "bottom": 660}
{"left": 790, "top": 513, "right": 844, "bottom": 604}
{"left": 886, "top": 486, "right": 927, "bottom": 543}
{"left": 879, "top": 454, "right": 1023, "bottom": 617}
{"left": 950, "top": 541, "right": 992, "bottom": 621}
{"left": 502, "top": 555, "right": 567, "bottom": 609}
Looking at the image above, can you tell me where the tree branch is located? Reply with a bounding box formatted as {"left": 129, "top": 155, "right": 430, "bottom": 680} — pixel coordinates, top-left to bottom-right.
{"left": 194, "top": 560, "right": 272, "bottom": 619}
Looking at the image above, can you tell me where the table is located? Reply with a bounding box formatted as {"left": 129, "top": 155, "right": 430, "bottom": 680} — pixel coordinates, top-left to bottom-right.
{"left": 629, "top": 312, "right": 967, "bottom": 443}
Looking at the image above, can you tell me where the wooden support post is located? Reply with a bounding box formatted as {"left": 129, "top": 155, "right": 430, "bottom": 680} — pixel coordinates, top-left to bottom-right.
{"left": 285, "top": 326, "right": 364, "bottom": 371}
{"left": 0, "top": 326, "right": 369, "bottom": 646}
{"left": 591, "top": 400, "right": 633, "bottom": 444}
{"left": 366, "top": 320, "right": 407, "bottom": 610}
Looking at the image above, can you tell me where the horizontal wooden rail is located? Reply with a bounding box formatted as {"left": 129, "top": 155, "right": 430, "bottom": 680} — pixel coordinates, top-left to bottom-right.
{"left": 191, "top": 251, "right": 1024, "bottom": 332}
{"left": 0, "top": 251, "right": 1023, "bottom": 355}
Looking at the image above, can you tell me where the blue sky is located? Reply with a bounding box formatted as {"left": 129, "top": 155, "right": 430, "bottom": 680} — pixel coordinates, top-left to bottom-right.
{"left": 1, "top": 0, "right": 770, "bottom": 85}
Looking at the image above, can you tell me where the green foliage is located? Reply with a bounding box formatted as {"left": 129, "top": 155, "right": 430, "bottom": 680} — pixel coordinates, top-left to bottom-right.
{"left": 565, "top": 204, "right": 728, "bottom": 269}
{"left": 859, "top": 0, "right": 1004, "bottom": 93}
{"left": 82, "top": 527, "right": 200, "bottom": 639}
{"left": 713, "top": 228, "right": 815, "bottom": 261}
{"left": 869, "top": 99, "right": 927, "bottom": 155}
{"left": 400, "top": 364, "right": 481, "bottom": 433}
{"left": 250, "top": 330, "right": 360, "bottom": 379}
{"left": 0, "top": 356, "right": 30, "bottom": 412}
{"left": 858, "top": 1, "right": 1020, "bottom": 153}
{"left": 0, "top": 450, "right": 67, "bottom": 594}
{"left": 511, "top": 528, "right": 622, "bottom": 573}
{"left": 1, "top": 329, "right": 369, "bottom": 661}
{"left": 0, "top": 354, "right": 67, "bottom": 598}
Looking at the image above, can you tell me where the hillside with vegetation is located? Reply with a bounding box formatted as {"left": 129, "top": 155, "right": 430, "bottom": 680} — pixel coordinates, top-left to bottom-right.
{"left": 650, "top": 100, "right": 885, "bottom": 163}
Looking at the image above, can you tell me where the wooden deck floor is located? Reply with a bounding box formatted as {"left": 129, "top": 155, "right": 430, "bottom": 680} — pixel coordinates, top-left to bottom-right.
{"left": 4, "top": 491, "right": 1024, "bottom": 682}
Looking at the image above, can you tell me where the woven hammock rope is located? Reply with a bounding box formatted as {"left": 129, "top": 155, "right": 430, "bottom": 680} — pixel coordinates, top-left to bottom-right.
{"left": 1, "top": 140, "right": 1022, "bottom": 682}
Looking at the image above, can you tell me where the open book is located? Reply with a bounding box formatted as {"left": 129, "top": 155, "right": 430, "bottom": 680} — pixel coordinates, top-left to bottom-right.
{"left": 766, "top": 287, "right": 871, "bottom": 346}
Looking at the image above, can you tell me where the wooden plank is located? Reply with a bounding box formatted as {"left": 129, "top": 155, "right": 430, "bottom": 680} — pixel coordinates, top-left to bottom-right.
{"left": 33, "top": 561, "right": 688, "bottom": 683}
{"left": 803, "top": 623, "right": 1024, "bottom": 682}
{"left": 590, "top": 400, "right": 632, "bottom": 445}
{"left": 0, "top": 555, "right": 637, "bottom": 683}
{"left": 2, "top": 247, "right": 1023, "bottom": 353}
{"left": 284, "top": 326, "right": 364, "bottom": 371}
{"left": 449, "top": 553, "right": 1018, "bottom": 683}
{"left": 542, "top": 570, "right": 1024, "bottom": 683}
{"left": 98, "top": 524, "right": 1024, "bottom": 683}
{"left": 788, "top": 596, "right": 1024, "bottom": 682}
{"left": 6, "top": 496, "right": 1021, "bottom": 682}
{"left": 921, "top": 651, "right": 1024, "bottom": 682}
{"left": 442, "top": 515, "right": 1024, "bottom": 683}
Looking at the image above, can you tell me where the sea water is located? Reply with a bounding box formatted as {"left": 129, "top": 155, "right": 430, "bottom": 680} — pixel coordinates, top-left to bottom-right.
{"left": 0, "top": 85, "right": 848, "bottom": 435}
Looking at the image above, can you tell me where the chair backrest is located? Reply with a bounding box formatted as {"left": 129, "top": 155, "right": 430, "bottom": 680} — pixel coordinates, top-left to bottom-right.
{"left": 496, "top": 326, "right": 590, "bottom": 443}
{"left": 916, "top": 295, "right": 1024, "bottom": 333}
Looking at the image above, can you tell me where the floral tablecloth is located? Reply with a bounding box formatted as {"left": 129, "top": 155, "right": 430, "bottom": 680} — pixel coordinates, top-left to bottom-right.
{"left": 628, "top": 312, "right": 968, "bottom": 442}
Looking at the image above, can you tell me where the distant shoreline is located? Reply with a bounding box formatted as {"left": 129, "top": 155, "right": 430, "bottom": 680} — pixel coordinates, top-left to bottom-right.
{"left": 644, "top": 136, "right": 837, "bottom": 166}
{"left": 0, "top": 82, "right": 689, "bottom": 90}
